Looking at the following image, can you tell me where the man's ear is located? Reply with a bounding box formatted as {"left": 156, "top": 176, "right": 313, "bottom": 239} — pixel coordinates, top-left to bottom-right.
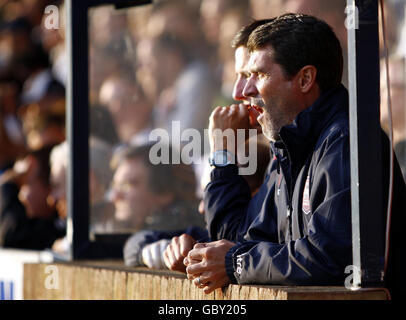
{"left": 298, "top": 65, "right": 317, "bottom": 93}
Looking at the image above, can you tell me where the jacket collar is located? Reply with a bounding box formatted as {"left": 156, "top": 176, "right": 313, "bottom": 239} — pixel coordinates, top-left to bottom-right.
{"left": 271, "top": 84, "right": 349, "bottom": 167}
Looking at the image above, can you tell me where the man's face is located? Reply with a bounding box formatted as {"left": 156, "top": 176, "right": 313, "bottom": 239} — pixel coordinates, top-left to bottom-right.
{"left": 243, "top": 46, "right": 299, "bottom": 141}
{"left": 110, "top": 158, "right": 157, "bottom": 230}
{"left": 232, "top": 46, "right": 251, "bottom": 103}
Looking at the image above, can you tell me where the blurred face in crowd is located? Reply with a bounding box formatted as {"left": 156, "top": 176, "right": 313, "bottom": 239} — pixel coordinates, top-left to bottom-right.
{"left": 380, "top": 58, "right": 406, "bottom": 143}
{"left": 250, "top": 0, "right": 285, "bottom": 20}
{"left": 18, "top": 155, "right": 54, "bottom": 219}
{"left": 136, "top": 37, "right": 183, "bottom": 100}
{"left": 110, "top": 158, "right": 171, "bottom": 230}
{"left": 243, "top": 46, "right": 301, "bottom": 141}
{"left": 99, "top": 77, "right": 151, "bottom": 142}
{"left": 48, "top": 160, "right": 67, "bottom": 220}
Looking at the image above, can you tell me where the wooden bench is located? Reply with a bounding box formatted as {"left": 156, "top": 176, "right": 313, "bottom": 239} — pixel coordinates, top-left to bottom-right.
{"left": 23, "top": 261, "right": 389, "bottom": 300}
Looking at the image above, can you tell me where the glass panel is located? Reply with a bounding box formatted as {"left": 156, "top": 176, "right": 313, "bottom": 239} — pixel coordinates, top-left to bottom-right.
{"left": 86, "top": 0, "right": 367, "bottom": 236}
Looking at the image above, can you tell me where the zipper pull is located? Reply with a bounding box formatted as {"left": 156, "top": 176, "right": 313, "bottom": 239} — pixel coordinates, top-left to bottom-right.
{"left": 287, "top": 207, "right": 291, "bottom": 217}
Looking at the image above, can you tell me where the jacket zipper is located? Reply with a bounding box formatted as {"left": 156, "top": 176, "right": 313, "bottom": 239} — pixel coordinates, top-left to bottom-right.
{"left": 282, "top": 141, "right": 294, "bottom": 240}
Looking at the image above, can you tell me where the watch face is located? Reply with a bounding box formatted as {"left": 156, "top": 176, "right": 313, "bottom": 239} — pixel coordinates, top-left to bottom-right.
{"left": 215, "top": 152, "right": 227, "bottom": 164}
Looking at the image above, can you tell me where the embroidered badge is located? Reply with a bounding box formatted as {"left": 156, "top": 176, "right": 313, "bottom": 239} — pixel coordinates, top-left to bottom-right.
{"left": 302, "top": 175, "right": 311, "bottom": 215}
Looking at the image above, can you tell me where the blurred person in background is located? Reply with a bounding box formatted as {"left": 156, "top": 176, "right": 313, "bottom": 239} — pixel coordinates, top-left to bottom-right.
{"left": 37, "top": 0, "right": 67, "bottom": 85}
{"left": 199, "top": 0, "right": 234, "bottom": 49}
{"left": 396, "top": 5, "right": 406, "bottom": 57}
{"left": 0, "top": 77, "right": 26, "bottom": 161}
{"left": 90, "top": 104, "right": 120, "bottom": 146}
{"left": 146, "top": 0, "right": 208, "bottom": 61}
{"left": 18, "top": 78, "right": 66, "bottom": 150}
{"left": 283, "top": 0, "right": 348, "bottom": 87}
{"left": 49, "top": 138, "right": 118, "bottom": 253}
{"left": 47, "top": 141, "right": 68, "bottom": 254}
{"left": 109, "top": 143, "right": 205, "bottom": 234}
{"left": 380, "top": 55, "right": 406, "bottom": 181}
{"left": 88, "top": 136, "right": 116, "bottom": 234}
{"left": 0, "top": 16, "right": 33, "bottom": 80}
{"left": 0, "top": 144, "right": 66, "bottom": 249}
{"left": 88, "top": 46, "right": 126, "bottom": 106}
{"left": 249, "top": 0, "right": 286, "bottom": 20}
{"left": 377, "top": 0, "right": 403, "bottom": 58}
{"left": 98, "top": 71, "right": 153, "bottom": 145}
{"left": 88, "top": 5, "right": 135, "bottom": 105}
{"left": 136, "top": 32, "right": 215, "bottom": 139}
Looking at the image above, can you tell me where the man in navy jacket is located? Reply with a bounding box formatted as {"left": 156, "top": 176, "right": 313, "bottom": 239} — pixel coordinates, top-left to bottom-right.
{"left": 184, "top": 13, "right": 406, "bottom": 298}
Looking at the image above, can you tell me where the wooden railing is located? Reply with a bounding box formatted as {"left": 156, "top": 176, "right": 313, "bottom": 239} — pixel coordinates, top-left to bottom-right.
{"left": 23, "top": 261, "right": 389, "bottom": 300}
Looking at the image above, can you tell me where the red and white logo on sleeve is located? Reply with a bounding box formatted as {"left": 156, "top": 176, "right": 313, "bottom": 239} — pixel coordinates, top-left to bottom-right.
{"left": 302, "top": 175, "right": 311, "bottom": 215}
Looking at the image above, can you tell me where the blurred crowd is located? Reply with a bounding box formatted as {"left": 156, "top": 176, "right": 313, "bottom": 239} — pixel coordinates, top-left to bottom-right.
{"left": 0, "top": 0, "right": 405, "bottom": 256}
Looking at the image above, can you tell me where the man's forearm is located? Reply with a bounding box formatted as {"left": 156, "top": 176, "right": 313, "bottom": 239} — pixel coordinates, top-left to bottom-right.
{"left": 204, "top": 165, "right": 252, "bottom": 241}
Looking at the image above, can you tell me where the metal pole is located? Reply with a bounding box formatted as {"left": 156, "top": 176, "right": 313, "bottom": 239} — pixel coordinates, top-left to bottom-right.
{"left": 347, "top": 0, "right": 361, "bottom": 289}
{"left": 348, "top": 0, "right": 384, "bottom": 288}
{"left": 66, "top": 0, "right": 90, "bottom": 260}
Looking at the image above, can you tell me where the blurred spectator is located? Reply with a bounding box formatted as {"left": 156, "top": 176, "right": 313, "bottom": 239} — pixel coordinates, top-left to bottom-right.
{"left": 284, "top": 0, "right": 348, "bottom": 86}
{"left": 250, "top": 0, "right": 286, "bottom": 20}
{"left": 89, "top": 46, "right": 127, "bottom": 105}
{"left": 37, "top": 1, "right": 67, "bottom": 85}
{"left": 89, "top": 136, "right": 116, "bottom": 234}
{"left": 90, "top": 104, "right": 120, "bottom": 146}
{"left": 88, "top": 5, "right": 135, "bottom": 105}
{"left": 380, "top": 55, "right": 406, "bottom": 180}
{"left": 48, "top": 140, "right": 67, "bottom": 223}
{"left": 48, "top": 138, "right": 118, "bottom": 251}
{"left": 18, "top": 78, "right": 66, "bottom": 150}
{"left": 146, "top": 0, "right": 208, "bottom": 61}
{"left": 378, "top": 0, "right": 403, "bottom": 57}
{"left": 98, "top": 72, "right": 153, "bottom": 145}
{"left": 199, "top": 0, "right": 235, "bottom": 48}
{"left": 109, "top": 143, "right": 205, "bottom": 233}
{"left": 136, "top": 33, "right": 215, "bottom": 138}
{"left": 397, "top": 10, "right": 406, "bottom": 56}
{"left": 0, "top": 105, "right": 26, "bottom": 172}
{"left": 0, "top": 144, "right": 66, "bottom": 249}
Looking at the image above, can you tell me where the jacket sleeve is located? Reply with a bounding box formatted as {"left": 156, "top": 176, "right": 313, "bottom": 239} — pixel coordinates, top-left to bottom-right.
{"left": 204, "top": 165, "right": 253, "bottom": 242}
{"left": 123, "top": 226, "right": 208, "bottom": 267}
{"left": 225, "top": 130, "right": 352, "bottom": 285}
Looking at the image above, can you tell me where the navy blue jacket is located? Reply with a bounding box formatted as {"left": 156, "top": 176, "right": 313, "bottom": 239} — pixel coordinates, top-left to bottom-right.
{"left": 205, "top": 84, "right": 405, "bottom": 288}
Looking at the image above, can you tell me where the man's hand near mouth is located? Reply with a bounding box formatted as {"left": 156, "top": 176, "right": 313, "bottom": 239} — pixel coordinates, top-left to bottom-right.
{"left": 208, "top": 103, "right": 262, "bottom": 155}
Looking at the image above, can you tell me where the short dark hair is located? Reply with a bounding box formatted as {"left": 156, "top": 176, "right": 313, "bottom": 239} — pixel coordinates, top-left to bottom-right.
{"left": 247, "top": 13, "right": 343, "bottom": 92}
{"left": 231, "top": 18, "right": 275, "bottom": 49}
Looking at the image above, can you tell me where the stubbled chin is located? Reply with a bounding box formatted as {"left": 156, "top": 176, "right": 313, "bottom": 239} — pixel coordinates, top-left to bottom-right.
{"left": 257, "top": 113, "right": 275, "bottom": 141}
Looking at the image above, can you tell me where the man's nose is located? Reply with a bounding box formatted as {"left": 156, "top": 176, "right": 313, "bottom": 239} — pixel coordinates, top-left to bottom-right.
{"left": 232, "top": 77, "right": 246, "bottom": 101}
{"left": 242, "top": 76, "right": 258, "bottom": 98}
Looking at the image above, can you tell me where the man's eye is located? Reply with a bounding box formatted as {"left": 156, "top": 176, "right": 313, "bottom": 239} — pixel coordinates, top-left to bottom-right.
{"left": 258, "top": 73, "right": 268, "bottom": 79}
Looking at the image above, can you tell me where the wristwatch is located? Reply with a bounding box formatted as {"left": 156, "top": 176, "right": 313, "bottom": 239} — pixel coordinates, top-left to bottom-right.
{"left": 209, "top": 150, "right": 235, "bottom": 167}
